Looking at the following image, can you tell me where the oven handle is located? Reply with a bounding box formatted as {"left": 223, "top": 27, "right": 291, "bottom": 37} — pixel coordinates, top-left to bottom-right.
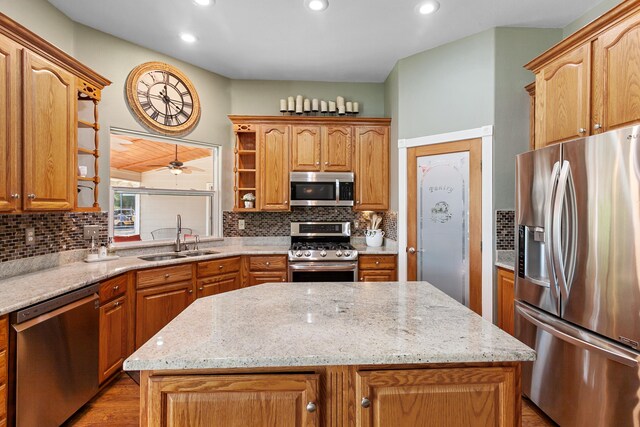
{"left": 288, "top": 262, "right": 358, "bottom": 272}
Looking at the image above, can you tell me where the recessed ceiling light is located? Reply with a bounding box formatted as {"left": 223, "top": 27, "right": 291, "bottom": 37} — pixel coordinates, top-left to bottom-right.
{"left": 305, "top": 0, "right": 329, "bottom": 12}
{"left": 180, "top": 33, "right": 197, "bottom": 43}
{"left": 193, "top": 0, "right": 213, "bottom": 5}
{"left": 418, "top": 0, "right": 440, "bottom": 15}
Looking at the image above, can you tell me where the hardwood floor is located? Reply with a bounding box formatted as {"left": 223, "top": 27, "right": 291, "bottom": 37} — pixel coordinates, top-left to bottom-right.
{"left": 65, "top": 372, "right": 557, "bottom": 426}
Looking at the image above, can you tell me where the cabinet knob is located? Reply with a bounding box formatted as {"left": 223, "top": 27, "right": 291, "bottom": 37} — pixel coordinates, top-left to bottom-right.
{"left": 356, "top": 200, "right": 360, "bottom": 204}
{"left": 266, "top": 261, "right": 270, "bottom": 266}
{"left": 199, "top": 287, "right": 204, "bottom": 291}
{"left": 315, "top": 162, "right": 320, "bottom": 165}
{"left": 594, "top": 123, "right": 602, "bottom": 130}
{"left": 113, "top": 285, "right": 119, "bottom": 291}
{"left": 10, "top": 193, "right": 20, "bottom": 199}
{"left": 284, "top": 200, "right": 288, "bottom": 205}
{"left": 188, "top": 289, "right": 193, "bottom": 294}
{"left": 27, "top": 193, "right": 36, "bottom": 199}
{"left": 219, "top": 265, "right": 224, "bottom": 269}
{"left": 361, "top": 397, "right": 371, "bottom": 408}
{"left": 114, "top": 301, "right": 120, "bottom": 307}
{"left": 360, "top": 277, "right": 364, "bottom": 281}
{"left": 306, "top": 402, "right": 317, "bottom": 413}
{"left": 325, "top": 161, "right": 329, "bottom": 165}
{"left": 375, "top": 261, "right": 380, "bottom": 265}
{"left": 578, "top": 128, "right": 587, "bottom": 134}
{"left": 165, "top": 274, "right": 170, "bottom": 278}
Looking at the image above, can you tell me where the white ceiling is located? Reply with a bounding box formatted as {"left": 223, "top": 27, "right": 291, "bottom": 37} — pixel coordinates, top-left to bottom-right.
{"left": 48, "top": 0, "right": 604, "bottom": 83}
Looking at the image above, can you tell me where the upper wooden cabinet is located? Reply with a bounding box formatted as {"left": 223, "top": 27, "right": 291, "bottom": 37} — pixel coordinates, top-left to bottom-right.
{"left": 291, "top": 125, "right": 322, "bottom": 171}
{"left": 0, "top": 13, "right": 110, "bottom": 212}
{"left": 290, "top": 124, "right": 353, "bottom": 172}
{"left": 260, "top": 124, "right": 290, "bottom": 211}
{"left": 354, "top": 126, "right": 389, "bottom": 211}
{"left": 527, "top": 1, "right": 640, "bottom": 148}
{"left": 323, "top": 125, "right": 352, "bottom": 171}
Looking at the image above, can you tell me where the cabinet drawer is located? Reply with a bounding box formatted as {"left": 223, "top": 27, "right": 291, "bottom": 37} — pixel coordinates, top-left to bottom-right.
{"left": 0, "top": 316, "right": 6, "bottom": 351}
{"left": 99, "top": 274, "right": 128, "bottom": 303}
{"left": 359, "top": 255, "right": 396, "bottom": 270}
{"left": 249, "top": 255, "right": 287, "bottom": 271}
{"left": 137, "top": 264, "right": 193, "bottom": 289}
{"left": 197, "top": 257, "right": 241, "bottom": 278}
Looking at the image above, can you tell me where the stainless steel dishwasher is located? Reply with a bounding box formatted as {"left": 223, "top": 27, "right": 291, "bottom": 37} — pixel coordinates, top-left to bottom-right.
{"left": 12, "top": 283, "right": 100, "bottom": 427}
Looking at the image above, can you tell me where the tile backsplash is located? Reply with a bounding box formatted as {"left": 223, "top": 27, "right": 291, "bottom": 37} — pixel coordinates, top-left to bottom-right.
{"left": 0, "top": 212, "right": 108, "bottom": 262}
{"left": 495, "top": 209, "right": 515, "bottom": 250}
{"left": 223, "top": 208, "right": 398, "bottom": 240}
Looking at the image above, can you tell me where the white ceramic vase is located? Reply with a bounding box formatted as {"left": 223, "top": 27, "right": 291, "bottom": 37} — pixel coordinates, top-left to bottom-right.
{"left": 365, "top": 229, "right": 384, "bottom": 247}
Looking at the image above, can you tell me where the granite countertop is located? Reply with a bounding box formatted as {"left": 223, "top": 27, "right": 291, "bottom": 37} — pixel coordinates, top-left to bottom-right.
{"left": 495, "top": 250, "right": 515, "bottom": 271}
{"left": 124, "top": 281, "right": 535, "bottom": 371}
{"left": 0, "top": 241, "right": 398, "bottom": 316}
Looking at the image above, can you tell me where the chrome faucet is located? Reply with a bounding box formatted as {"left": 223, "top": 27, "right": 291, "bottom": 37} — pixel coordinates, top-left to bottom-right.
{"left": 175, "top": 214, "right": 182, "bottom": 252}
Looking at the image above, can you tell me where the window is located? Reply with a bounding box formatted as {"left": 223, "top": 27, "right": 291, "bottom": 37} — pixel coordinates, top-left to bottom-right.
{"left": 109, "top": 129, "right": 221, "bottom": 243}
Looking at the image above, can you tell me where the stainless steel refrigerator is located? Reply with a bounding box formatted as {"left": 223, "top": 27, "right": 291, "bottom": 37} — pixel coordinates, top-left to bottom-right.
{"left": 515, "top": 125, "right": 640, "bottom": 427}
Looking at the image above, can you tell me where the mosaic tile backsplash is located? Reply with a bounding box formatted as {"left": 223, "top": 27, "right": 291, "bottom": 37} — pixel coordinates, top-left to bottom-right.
{"left": 496, "top": 209, "right": 515, "bottom": 250}
{"left": 223, "top": 208, "right": 398, "bottom": 241}
{"left": 0, "top": 212, "right": 108, "bottom": 262}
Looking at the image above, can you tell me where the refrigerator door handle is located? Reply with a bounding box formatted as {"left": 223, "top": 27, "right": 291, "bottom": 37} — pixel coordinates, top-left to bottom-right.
{"left": 552, "top": 161, "right": 571, "bottom": 300}
{"left": 544, "top": 161, "right": 561, "bottom": 300}
{"left": 515, "top": 302, "right": 639, "bottom": 368}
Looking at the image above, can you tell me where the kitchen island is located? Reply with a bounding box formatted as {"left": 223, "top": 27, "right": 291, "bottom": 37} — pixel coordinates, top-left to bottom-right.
{"left": 124, "top": 281, "right": 535, "bottom": 426}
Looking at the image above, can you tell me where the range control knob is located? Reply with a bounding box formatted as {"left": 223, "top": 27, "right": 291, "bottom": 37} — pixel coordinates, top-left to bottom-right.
{"left": 304, "top": 251, "right": 312, "bottom": 257}
{"left": 335, "top": 250, "right": 343, "bottom": 257}
{"left": 344, "top": 251, "right": 351, "bottom": 257}
{"left": 295, "top": 250, "right": 303, "bottom": 257}
{"left": 320, "top": 250, "right": 327, "bottom": 257}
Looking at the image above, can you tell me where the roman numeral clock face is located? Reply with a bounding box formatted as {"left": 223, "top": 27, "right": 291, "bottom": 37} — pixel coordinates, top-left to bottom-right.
{"left": 126, "top": 62, "right": 201, "bottom": 135}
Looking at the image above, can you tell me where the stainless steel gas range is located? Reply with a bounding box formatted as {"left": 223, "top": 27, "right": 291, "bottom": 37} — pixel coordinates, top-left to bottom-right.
{"left": 288, "top": 222, "right": 359, "bottom": 282}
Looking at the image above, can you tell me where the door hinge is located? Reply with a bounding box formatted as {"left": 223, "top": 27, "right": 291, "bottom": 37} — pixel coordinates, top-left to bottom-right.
{"left": 480, "top": 241, "right": 483, "bottom": 251}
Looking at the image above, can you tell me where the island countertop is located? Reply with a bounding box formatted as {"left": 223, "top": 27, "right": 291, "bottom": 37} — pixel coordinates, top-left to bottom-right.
{"left": 124, "top": 281, "right": 535, "bottom": 371}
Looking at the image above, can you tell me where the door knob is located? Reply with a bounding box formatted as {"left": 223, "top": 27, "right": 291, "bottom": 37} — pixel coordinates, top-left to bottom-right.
{"left": 306, "top": 401, "right": 317, "bottom": 413}
{"left": 361, "top": 397, "right": 371, "bottom": 408}
{"left": 407, "top": 247, "right": 416, "bottom": 254}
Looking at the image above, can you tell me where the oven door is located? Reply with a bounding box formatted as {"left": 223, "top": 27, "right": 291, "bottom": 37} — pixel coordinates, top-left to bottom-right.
{"left": 288, "top": 262, "right": 358, "bottom": 282}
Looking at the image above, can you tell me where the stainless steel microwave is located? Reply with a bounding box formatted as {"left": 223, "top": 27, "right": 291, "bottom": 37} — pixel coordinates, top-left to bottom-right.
{"left": 290, "top": 172, "right": 354, "bottom": 207}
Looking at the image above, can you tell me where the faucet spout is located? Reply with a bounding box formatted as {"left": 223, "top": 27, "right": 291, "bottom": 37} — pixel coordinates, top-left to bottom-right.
{"left": 175, "top": 214, "right": 182, "bottom": 252}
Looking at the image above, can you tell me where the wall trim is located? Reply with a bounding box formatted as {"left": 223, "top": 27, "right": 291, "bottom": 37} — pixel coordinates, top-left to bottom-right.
{"left": 398, "top": 125, "right": 494, "bottom": 321}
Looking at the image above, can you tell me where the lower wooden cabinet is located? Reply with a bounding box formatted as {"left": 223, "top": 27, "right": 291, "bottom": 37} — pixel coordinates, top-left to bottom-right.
{"left": 244, "top": 255, "right": 288, "bottom": 287}
{"left": 356, "top": 367, "right": 518, "bottom": 426}
{"left": 358, "top": 255, "right": 397, "bottom": 282}
{"left": 0, "top": 315, "right": 7, "bottom": 426}
{"left": 144, "top": 373, "right": 319, "bottom": 426}
{"left": 196, "top": 256, "right": 242, "bottom": 298}
{"left": 99, "top": 295, "right": 128, "bottom": 383}
{"left": 497, "top": 267, "right": 515, "bottom": 336}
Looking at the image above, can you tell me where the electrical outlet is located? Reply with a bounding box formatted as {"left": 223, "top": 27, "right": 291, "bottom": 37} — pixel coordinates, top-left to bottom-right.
{"left": 84, "top": 225, "right": 100, "bottom": 240}
{"left": 25, "top": 227, "right": 35, "bottom": 246}
{"left": 238, "top": 219, "right": 245, "bottom": 230}
{"left": 354, "top": 220, "right": 359, "bottom": 229}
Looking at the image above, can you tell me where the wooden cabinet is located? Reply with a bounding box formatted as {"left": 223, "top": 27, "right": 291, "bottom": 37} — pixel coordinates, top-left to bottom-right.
{"left": 323, "top": 126, "right": 352, "bottom": 172}
{"left": 358, "top": 255, "right": 397, "bottom": 282}
{"left": 0, "top": 34, "right": 20, "bottom": 213}
{"left": 98, "top": 274, "right": 131, "bottom": 384}
{"left": 196, "top": 256, "right": 242, "bottom": 298}
{"left": 527, "top": 2, "right": 640, "bottom": 148}
{"left": 0, "top": 316, "right": 7, "bottom": 426}
{"left": 144, "top": 373, "right": 319, "bottom": 427}
{"left": 291, "top": 125, "right": 322, "bottom": 171}
{"left": 244, "top": 255, "right": 288, "bottom": 287}
{"left": 135, "top": 266, "right": 195, "bottom": 349}
{"left": 290, "top": 125, "right": 353, "bottom": 172}
{"left": 354, "top": 126, "right": 389, "bottom": 210}
{"left": 356, "top": 367, "right": 518, "bottom": 427}
{"left": 259, "top": 124, "right": 290, "bottom": 211}
{"left": 233, "top": 123, "right": 259, "bottom": 211}
{"left": 497, "top": 267, "right": 515, "bottom": 336}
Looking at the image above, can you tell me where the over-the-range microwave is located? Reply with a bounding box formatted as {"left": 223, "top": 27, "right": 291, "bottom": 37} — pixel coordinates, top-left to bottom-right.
{"left": 290, "top": 172, "right": 354, "bottom": 207}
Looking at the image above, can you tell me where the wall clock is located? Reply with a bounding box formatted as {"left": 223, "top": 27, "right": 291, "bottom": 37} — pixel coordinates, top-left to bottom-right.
{"left": 125, "top": 62, "right": 201, "bottom": 135}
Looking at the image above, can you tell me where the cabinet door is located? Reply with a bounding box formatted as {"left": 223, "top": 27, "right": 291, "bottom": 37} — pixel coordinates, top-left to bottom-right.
{"left": 323, "top": 126, "right": 352, "bottom": 171}
{"left": 359, "top": 270, "right": 396, "bottom": 282}
{"left": 291, "top": 125, "right": 321, "bottom": 171}
{"left": 197, "top": 272, "right": 241, "bottom": 298}
{"left": 22, "top": 50, "right": 76, "bottom": 211}
{"left": 99, "top": 295, "right": 128, "bottom": 383}
{"left": 135, "top": 281, "right": 194, "bottom": 349}
{"left": 260, "top": 125, "right": 290, "bottom": 211}
{"left": 247, "top": 271, "right": 287, "bottom": 287}
{"left": 497, "top": 268, "right": 515, "bottom": 336}
{"left": 593, "top": 10, "right": 640, "bottom": 132}
{"left": 356, "top": 367, "right": 518, "bottom": 427}
{"left": 146, "top": 374, "right": 319, "bottom": 427}
{"left": 535, "top": 43, "right": 591, "bottom": 148}
{"left": 0, "top": 35, "right": 20, "bottom": 212}
{"left": 354, "top": 126, "right": 389, "bottom": 210}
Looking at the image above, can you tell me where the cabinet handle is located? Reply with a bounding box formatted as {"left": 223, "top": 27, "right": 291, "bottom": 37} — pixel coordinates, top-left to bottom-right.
{"left": 306, "top": 402, "right": 317, "bottom": 413}
{"left": 165, "top": 274, "right": 170, "bottom": 278}
{"left": 188, "top": 289, "right": 193, "bottom": 294}
{"left": 11, "top": 193, "right": 20, "bottom": 199}
{"left": 113, "top": 285, "right": 119, "bottom": 291}
{"left": 361, "top": 397, "right": 371, "bottom": 408}
{"left": 578, "top": 128, "right": 587, "bottom": 134}
{"left": 219, "top": 265, "right": 224, "bottom": 269}
{"left": 113, "top": 301, "right": 120, "bottom": 307}
{"left": 594, "top": 123, "right": 602, "bottom": 130}
{"left": 266, "top": 261, "right": 270, "bottom": 266}
{"left": 198, "top": 287, "right": 204, "bottom": 291}
{"left": 27, "top": 193, "right": 36, "bottom": 199}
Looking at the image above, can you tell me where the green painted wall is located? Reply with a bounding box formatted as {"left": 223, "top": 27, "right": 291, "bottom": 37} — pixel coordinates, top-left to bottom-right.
{"left": 384, "top": 64, "right": 400, "bottom": 210}
{"left": 563, "top": 0, "right": 624, "bottom": 37}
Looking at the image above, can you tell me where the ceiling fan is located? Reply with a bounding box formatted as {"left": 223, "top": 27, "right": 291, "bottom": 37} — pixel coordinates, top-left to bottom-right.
{"left": 145, "top": 144, "right": 205, "bottom": 175}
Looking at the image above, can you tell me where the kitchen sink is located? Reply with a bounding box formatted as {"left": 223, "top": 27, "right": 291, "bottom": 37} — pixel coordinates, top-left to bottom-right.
{"left": 182, "top": 250, "right": 220, "bottom": 257}
{"left": 138, "top": 253, "right": 187, "bottom": 261}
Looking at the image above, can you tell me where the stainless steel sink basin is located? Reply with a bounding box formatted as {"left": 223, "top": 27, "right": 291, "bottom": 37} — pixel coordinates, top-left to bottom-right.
{"left": 182, "top": 250, "right": 220, "bottom": 257}
{"left": 138, "top": 253, "right": 187, "bottom": 261}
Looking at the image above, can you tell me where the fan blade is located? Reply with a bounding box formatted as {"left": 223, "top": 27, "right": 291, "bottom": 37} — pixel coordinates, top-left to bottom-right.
{"left": 184, "top": 166, "right": 206, "bottom": 172}
{"left": 144, "top": 165, "right": 169, "bottom": 168}
{"left": 180, "top": 168, "right": 193, "bottom": 174}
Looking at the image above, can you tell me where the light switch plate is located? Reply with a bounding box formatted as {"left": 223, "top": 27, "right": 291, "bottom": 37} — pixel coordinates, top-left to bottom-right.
{"left": 238, "top": 219, "right": 245, "bottom": 230}
{"left": 83, "top": 225, "right": 100, "bottom": 240}
{"left": 25, "top": 227, "right": 35, "bottom": 246}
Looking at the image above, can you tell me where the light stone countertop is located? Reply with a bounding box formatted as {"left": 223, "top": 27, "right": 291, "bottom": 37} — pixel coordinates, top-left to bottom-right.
{"left": 495, "top": 250, "right": 515, "bottom": 271}
{"left": 0, "top": 241, "right": 398, "bottom": 316}
{"left": 124, "top": 281, "right": 535, "bottom": 371}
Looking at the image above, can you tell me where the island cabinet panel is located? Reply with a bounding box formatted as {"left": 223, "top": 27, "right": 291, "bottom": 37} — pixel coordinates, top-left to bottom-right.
{"left": 99, "top": 295, "right": 128, "bottom": 383}
{"left": 144, "top": 374, "right": 320, "bottom": 427}
{"left": 323, "top": 126, "right": 352, "bottom": 172}
{"left": 354, "top": 126, "right": 389, "bottom": 211}
{"left": 355, "top": 367, "right": 519, "bottom": 427}
{"left": 0, "top": 34, "right": 20, "bottom": 213}
{"left": 22, "top": 49, "right": 76, "bottom": 211}
{"left": 497, "top": 268, "right": 515, "bottom": 336}
{"left": 259, "top": 125, "right": 290, "bottom": 211}
{"left": 0, "top": 315, "right": 7, "bottom": 426}
{"left": 291, "top": 125, "right": 322, "bottom": 171}
{"left": 358, "top": 255, "right": 397, "bottom": 282}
